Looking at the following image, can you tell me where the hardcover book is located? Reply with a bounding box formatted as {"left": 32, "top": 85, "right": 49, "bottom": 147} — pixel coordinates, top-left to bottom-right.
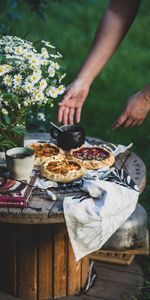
{"left": 0, "top": 173, "right": 36, "bottom": 208}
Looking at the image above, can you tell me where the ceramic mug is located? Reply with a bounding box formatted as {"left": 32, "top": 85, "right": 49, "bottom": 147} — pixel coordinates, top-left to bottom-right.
{"left": 6, "top": 147, "right": 35, "bottom": 180}
{"left": 50, "top": 125, "right": 85, "bottom": 151}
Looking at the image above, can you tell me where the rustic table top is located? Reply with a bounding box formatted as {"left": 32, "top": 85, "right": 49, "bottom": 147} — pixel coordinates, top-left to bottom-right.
{"left": 0, "top": 133, "right": 146, "bottom": 224}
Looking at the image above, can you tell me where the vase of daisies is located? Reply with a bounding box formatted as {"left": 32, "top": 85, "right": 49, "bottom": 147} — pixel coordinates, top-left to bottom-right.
{"left": 0, "top": 35, "right": 66, "bottom": 149}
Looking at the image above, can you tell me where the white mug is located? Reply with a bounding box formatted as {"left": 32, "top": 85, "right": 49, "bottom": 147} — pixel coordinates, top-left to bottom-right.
{"left": 6, "top": 147, "right": 35, "bottom": 180}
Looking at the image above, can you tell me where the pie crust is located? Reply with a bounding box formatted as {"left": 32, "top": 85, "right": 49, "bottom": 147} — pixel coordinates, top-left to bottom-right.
{"left": 69, "top": 145, "right": 115, "bottom": 170}
{"left": 41, "top": 159, "right": 86, "bottom": 182}
{"left": 26, "top": 143, "right": 65, "bottom": 166}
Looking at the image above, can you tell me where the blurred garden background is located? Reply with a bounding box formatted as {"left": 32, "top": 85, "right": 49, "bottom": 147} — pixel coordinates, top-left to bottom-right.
{"left": 0, "top": 0, "right": 150, "bottom": 298}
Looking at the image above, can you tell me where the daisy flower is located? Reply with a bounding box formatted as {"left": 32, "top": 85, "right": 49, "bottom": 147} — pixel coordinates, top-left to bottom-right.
{"left": 3, "top": 75, "right": 12, "bottom": 87}
{"left": 0, "top": 65, "right": 12, "bottom": 76}
{"left": 24, "top": 82, "right": 34, "bottom": 94}
{"left": 51, "top": 62, "right": 60, "bottom": 70}
{"left": 35, "top": 91, "right": 44, "bottom": 102}
{"left": 13, "top": 74, "right": 22, "bottom": 87}
{"left": 14, "top": 46, "right": 24, "bottom": 55}
{"left": 39, "top": 79, "right": 47, "bottom": 90}
{"left": 47, "top": 86, "right": 58, "bottom": 98}
{"left": 41, "top": 48, "right": 49, "bottom": 59}
{"left": 57, "top": 85, "right": 66, "bottom": 95}
{"left": 48, "top": 67, "right": 55, "bottom": 78}
{"left": 29, "top": 56, "right": 41, "bottom": 68}
{"left": 30, "top": 72, "right": 41, "bottom": 84}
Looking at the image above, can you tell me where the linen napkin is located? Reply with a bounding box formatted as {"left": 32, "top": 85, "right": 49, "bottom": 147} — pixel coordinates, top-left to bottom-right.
{"left": 63, "top": 168, "right": 139, "bottom": 261}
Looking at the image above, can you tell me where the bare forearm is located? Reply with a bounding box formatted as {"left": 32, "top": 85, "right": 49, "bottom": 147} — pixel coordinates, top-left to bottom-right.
{"left": 77, "top": 0, "right": 141, "bottom": 86}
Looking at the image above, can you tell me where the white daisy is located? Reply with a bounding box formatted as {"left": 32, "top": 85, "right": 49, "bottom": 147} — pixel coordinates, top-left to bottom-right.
{"left": 48, "top": 66, "right": 55, "bottom": 78}
{"left": 0, "top": 67, "right": 6, "bottom": 76}
{"left": 24, "top": 51, "right": 34, "bottom": 60}
{"left": 4, "top": 64, "right": 13, "bottom": 72}
{"left": 29, "top": 56, "right": 41, "bottom": 68}
{"left": 47, "top": 87, "right": 58, "bottom": 98}
{"left": 13, "top": 74, "right": 22, "bottom": 87}
{"left": 5, "top": 46, "right": 12, "bottom": 53}
{"left": 0, "top": 65, "right": 12, "bottom": 76}
{"left": 14, "top": 46, "right": 24, "bottom": 55}
{"left": 33, "top": 68, "right": 42, "bottom": 77}
{"left": 24, "top": 82, "right": 34, "bottom": 94}
{"left": 35, "top": 91, "right": 44, "bottom": 102}
{"left": 51, "top": 62, "right": 60, "bottom": 70}
{"left": 41, "top": 48, "right": 49, "bottom": 59}
{"left": 3, "top": 75, "right": 12, "bottom": 87}
{"left": 30, "top": 72, "right": 41, "bottom": 84}
{"left": 40, "top": 59, "right": 49, "bottom": 66}
{"left": 57, "top": 85, "right": 66, "bottom": 95}
{"left": 39, "top": 79, "right": 47, "bottom": 90}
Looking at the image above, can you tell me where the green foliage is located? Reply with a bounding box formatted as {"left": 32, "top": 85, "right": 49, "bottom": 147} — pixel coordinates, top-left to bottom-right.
{"left": 0, "top": 0, "right": 21, "bottom": 34}
{"left": 0, "top": 109, "right": 27, "bottom": 150}
{"left": 24, "top": 0, "right": 48, "bottom": 15}
{"left": 0, "top": 0, "right": 99, "bottom": 34}
{"left": 0, "top": 122, "right": 27, "bottom": 150}
{"left": 0, "top": 0, "right": 49, "bottom": 34}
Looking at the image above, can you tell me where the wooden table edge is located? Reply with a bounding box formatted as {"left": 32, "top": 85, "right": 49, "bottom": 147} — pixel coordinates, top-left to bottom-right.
{"left": 0, "top": 213, "right": 65, "bottom": 224}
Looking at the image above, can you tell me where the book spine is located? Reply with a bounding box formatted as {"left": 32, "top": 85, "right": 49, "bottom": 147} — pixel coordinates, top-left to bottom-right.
{"left": 0, "top": 201, "right": 28, "bottom": 208}
{"left": 0, "top": 196, "right": 27, "bottom": 202}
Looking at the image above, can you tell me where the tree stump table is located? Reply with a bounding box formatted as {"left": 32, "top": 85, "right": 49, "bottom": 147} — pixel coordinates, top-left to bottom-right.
{"left": 0, "top": 134, "right": 146, "bottom": 300}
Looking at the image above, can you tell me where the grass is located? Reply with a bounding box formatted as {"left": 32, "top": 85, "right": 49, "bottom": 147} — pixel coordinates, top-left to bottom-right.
{"left": 6, "top": 0, "right": 150, "bottom": 298}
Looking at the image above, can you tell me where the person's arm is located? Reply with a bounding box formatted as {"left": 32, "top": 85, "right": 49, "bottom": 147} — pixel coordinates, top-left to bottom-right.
{"left": 58, "top": 0, "right": 141, "bottom": 125}
{"left": 112, "top": 84, "right": 150, "bottom": 129}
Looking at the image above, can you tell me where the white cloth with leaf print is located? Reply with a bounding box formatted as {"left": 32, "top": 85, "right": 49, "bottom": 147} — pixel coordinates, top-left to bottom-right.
{"left": 63, "top": 153, "right": 139, "bottom": 262}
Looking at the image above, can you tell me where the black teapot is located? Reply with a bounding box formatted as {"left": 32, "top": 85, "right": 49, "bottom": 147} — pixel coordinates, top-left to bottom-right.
{"left": 50, "top": 125, "right": 85, "bottom": 151}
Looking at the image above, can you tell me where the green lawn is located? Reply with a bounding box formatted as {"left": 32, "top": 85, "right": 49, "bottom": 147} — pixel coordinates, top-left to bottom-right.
{"left": 8, "top": 0, "right": 150, "bottom": 297}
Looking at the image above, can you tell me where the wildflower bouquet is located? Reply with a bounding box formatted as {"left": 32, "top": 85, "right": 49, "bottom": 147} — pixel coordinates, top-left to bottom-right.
{"left": 0, "top": 35, "right": 66, "bottom": 149}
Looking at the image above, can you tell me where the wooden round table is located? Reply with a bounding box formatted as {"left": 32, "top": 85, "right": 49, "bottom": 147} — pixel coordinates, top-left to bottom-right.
{"left": 0, "top": 134, "right": 146, "bottom": 300}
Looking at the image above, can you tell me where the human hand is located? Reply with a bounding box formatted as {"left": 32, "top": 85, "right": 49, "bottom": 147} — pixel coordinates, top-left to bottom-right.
{"left": 112, "top": 91, "right": 150, "bottom": 129}
{"left": 58, "top": 79, "right": 90, "bottom": 125}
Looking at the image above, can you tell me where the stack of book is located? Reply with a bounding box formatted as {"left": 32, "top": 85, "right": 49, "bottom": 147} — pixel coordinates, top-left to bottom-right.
{"left": 0, "top": 174, "right": 36, "bottom": 208}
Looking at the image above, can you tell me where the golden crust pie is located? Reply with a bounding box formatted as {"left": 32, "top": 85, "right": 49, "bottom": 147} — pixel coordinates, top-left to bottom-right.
{"left": 69, "top": 145, "right": 115, "bottom": 170}
{"left": 27, "top": 143, "right": 65, "bottom": 166}
{"left": 41, "top": 159, "right": 86, "bottom": 182}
